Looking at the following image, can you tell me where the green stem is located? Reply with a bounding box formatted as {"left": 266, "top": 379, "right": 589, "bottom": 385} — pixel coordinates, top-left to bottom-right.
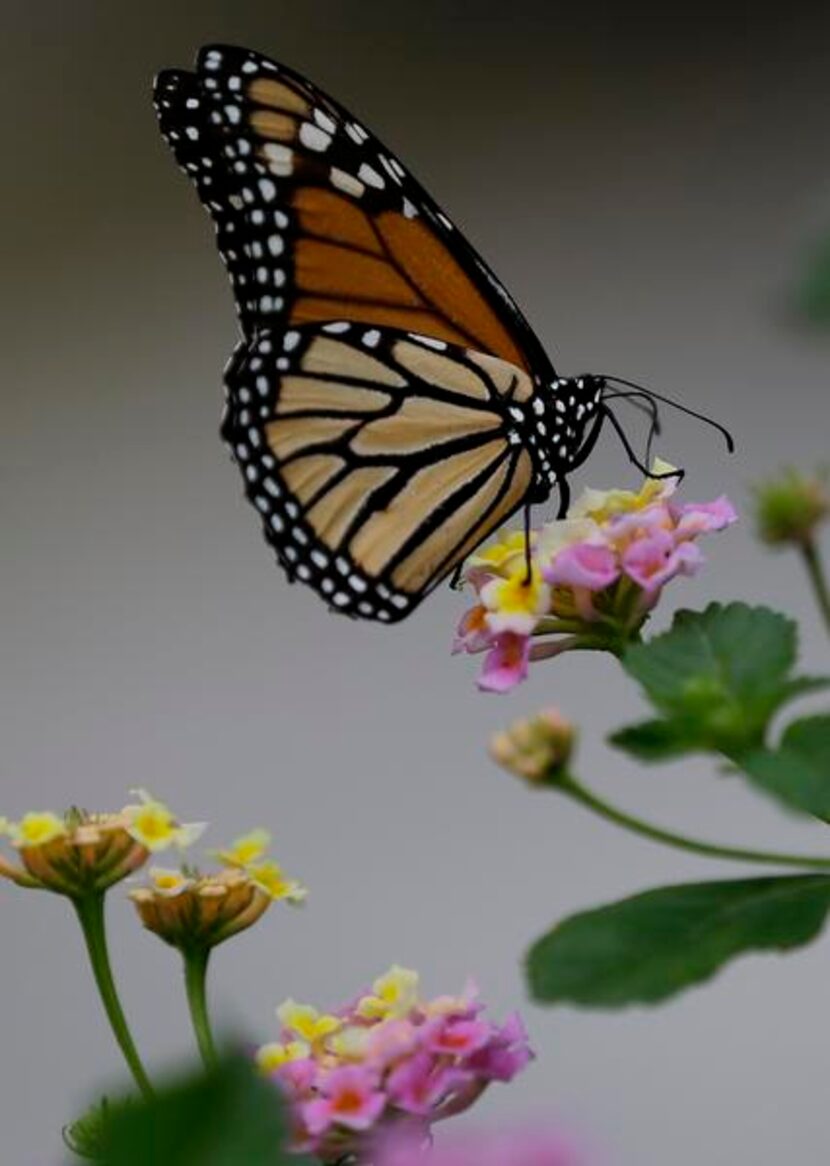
{"left": 559, "top": 774, "right": 830, "bottom": 870}
{"left": 183, "top": 947, "right": 219, "bottom": 1070}
{"left": 801, "top": 538, "right": 830, "bottom": 635}
{"left": 73, "top": 893, "right": 154, "bottom": 1099}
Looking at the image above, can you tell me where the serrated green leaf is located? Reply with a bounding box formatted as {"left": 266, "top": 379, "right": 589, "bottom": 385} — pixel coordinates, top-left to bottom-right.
{"left": 620, "top": 603, "right": 819, "bottom": 756}
{"left": 84, "top": 1055, "right": 305, "bottom": 1166}
{"left": 64, "top": 1098, "right": 137, "bottom": 1160}
{"left": 526, "top": 875, "right": 830, "bottom": 1008}
{"left": 608, "top": 719, "right": 696, "bottom": 760}
{"left": 739, "top": 716, "right": 830, "bottom": 818}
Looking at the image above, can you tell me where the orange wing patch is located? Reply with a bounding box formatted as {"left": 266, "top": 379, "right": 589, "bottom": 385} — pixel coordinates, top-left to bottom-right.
{"left": 376, "top": 213, "right": 528, "bottom": 369}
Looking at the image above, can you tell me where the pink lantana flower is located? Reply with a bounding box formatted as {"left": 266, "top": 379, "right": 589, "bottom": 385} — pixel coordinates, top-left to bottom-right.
{"left": 672, "top": 495, "right": 738, "bottom": 538}
{"left": 303, "top": 1065, "right": 387, "bottom": 1135}
{"left": 453, "top": 460, "right": 737, "bottom": 692}
{"left": 255, "top": 966, "right": 533, "bottom": 1160}
{"left": 621, "top": 529, "right": 702, "bottom": 593}
{"left": 387, "top": 1052, "right": 472, "bottom": 1116}
{"left": 424, "top": 1015, "right": 492, "bottom": 1058}
{"left": 479, "top": 633, "right": 532, "bottom": 693}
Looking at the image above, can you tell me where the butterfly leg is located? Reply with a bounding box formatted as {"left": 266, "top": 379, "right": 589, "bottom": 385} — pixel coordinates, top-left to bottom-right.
{"left": 556, "top": 476, "right": 571, "bottom": 519}
{"left": 522, "top": 502, "right": 533, "bottom": 584}
{"left": 448, "top": 562, "right": 465, "bottom": 591}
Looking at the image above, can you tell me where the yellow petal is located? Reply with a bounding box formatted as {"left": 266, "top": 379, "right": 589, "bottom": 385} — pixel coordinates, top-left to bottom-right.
{"left": 13, "top": 812, "right": 65, "bottom": 848}
{"left": 148, "top": 867, "right": 192, "bottom": 896}
{"left": 277, "top": 999, "right": 341, "bottom": 1043}
{"left": 249, "top": 860, "right": 307, "bottom": 903}
{"left": 255, "top": 1040, "right": 310, "bottom": 1072}
{"left": 329, "top": 1026, "right": 371, "bottom": 1060}
{"left": 221, "top": 828, "right": 272, "bottom": 867}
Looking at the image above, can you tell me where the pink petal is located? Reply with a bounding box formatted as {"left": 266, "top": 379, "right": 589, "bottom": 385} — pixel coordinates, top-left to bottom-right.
{"left": 607, "top": 502, "right": 673, "bottom": 542}
{"left": 671, "top": 495, "right": 738, "bottom": 538}
{"left": 452, "top": 605, "right": 494, "bottom": 655}
{"left": 477, "top": 634, "right": 531, "bottom": 693}
{"left": 303, "top": 1098, "right": 337, "bottom": 1137}
{"left": 388, "top": 1054, "right": 471, "bottom": 1116}
{"left": 545, "top": 543, "right": 619, "bottom": 591}
{"left": 622, "top": 531, "right": 702, "bottom": 593}
{"left": 425, "top": 1017, "right": 492, "bottom": 1057}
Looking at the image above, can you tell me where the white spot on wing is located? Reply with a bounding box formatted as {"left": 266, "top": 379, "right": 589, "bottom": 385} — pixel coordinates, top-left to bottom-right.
{"left": 357, "top": 162, "right": 384, "bottom": 188}
{"left": 262, "top": 142, "right": 294, "bottom": 175}
{"left": 330, "top": 167, "right": 365, "bottom": 198}
{"left": 313, "top": 109, "right": 337, "bottom": 133}
{"left": 299, "top": 122, "right": 332, "bottom": 152}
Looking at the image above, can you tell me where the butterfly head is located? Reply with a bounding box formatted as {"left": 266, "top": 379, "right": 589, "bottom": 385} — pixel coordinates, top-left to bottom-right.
{"left": 527, "top": 375, "right": 606, "bottom": 487}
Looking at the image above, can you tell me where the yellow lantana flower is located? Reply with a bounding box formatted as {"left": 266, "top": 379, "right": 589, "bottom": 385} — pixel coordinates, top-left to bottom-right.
{"left": 277, "top": 999, "right": 342, "bottom": 1045}
{"left": 357, "top": 965, "right": 420, "bottom": 1021}
{"left": 328, "top": 1025, "right": 372, "bottom": 1061}
{"left": 13, "top": 812, "right": 66, "bottom": 848}
{"left": 467, "top": 528, "right": 530, "bottom": 579}
{"left": 147, "top": 867, "right": 194, "bottom": 897}
{"left": 570, "top": 458, "right": 678, "bottom": 523}
{"left": 480, "top": 564, "right": 550, "bottom": 635}
{"left": 217, "top": 828, "right": 272, "bottom": 868}
{"left": 125, "top": 790, "right": 205, "bottom": 852}
{"left": 255, "top": 1040, "right": 310, "bottom": 1073}
{"left": 249, "top": 860, "right": 307, "bottom": 904}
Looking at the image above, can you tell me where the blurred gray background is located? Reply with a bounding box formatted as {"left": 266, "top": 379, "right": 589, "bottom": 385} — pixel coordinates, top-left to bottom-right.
{"left": 3, "top": 2, "right": 830, "bottom": 1162}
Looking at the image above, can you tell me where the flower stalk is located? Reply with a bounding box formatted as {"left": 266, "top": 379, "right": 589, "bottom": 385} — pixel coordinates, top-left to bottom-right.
{"left": 183, "top": 947, "right": 219, "bottom": 1071}
{"left": 801, "top": 538, "right": 830, "bottom": 634}
{"left": 558, "top": 774, "right": 830, "bottom": 872}
{"left": 73, "top": 893, "right": 155, "bottom": 1100}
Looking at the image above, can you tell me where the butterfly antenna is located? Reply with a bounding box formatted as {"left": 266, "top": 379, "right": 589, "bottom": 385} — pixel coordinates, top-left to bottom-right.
{"left": 603, "top": 404, "right": 685, "bottom": 483}
{"left": 601, "top": 376, "right": 735, "bottom": 453}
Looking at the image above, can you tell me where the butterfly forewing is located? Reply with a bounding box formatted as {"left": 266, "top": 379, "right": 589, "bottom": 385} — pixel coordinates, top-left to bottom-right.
{"left": 155, "top": 44, "right": 555, "bottom": 375}
{"left": 224, "top": 324, "right": 535, "bottom": 621}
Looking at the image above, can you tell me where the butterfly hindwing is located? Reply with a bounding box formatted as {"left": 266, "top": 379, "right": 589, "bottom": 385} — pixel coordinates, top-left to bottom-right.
{"left": 223, "top": 323, "right": 536, "bottom": 621}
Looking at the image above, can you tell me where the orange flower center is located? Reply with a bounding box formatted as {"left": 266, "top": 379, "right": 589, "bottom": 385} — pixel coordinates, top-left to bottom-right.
{"left": 333, "top": 1088, "right": 365, "bottom": 1114}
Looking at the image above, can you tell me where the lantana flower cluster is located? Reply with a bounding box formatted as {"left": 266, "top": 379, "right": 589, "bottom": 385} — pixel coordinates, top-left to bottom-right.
{"left": 454, "top": 460, "right": 737, "bottom": 692}
{"left": 256, "top": 965, "right": 533, "bottom": 1162}
{"left": 130, "top": 827, "right": 307, "bottom": 951}
{"left": 0, "top": 790, "right": 203, "bottom": 896}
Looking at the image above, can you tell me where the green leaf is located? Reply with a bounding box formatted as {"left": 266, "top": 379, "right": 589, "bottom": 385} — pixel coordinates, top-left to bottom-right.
{"left": 527, "top": 875, "right": 830, "bottom": 1008}
{"left": 796, "top": 235, "right": 830, "bottom": 324}
{"left": 609, "top": 719, "right": 700, "bottom": 760}
{"left": 77, "top": 1055, "right": 307, "bottom": 1166}
{"left": 739, "top": 715, "right": 830, "bottom": 818}
{"left": 618, "top": 602, "right": 827, "bottom": 757}
{"left": 63, "top": 1099, "right": 138, "bottom": 1160}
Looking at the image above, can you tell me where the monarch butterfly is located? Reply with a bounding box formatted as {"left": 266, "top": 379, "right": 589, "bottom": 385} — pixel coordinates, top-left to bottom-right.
{"left": 154, "top": 44, "right": 732, "bottom": 623}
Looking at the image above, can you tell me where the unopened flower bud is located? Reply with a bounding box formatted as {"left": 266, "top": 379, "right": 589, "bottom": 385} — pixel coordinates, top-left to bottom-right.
{"left": 753, "top": 467, "right": 829, "bottom": 547}
{"left": 489, "top": 708, "right": 576, "bottom": 785}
